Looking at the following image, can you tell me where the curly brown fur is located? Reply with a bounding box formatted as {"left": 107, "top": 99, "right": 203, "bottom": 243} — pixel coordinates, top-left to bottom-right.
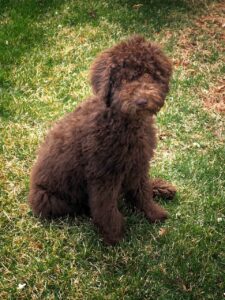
{"left": 28, "top": 35, "right": 176, "bottom": 245}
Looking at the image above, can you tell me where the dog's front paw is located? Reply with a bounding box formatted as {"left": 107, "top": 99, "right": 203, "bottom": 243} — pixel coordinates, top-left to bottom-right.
{"left": 102, "top": 223, "right": 125, "bottom": 246}
{"left": 102, "top": 233, "right": 123, "bottom": 246}
{"left": 146, "top": 201, "right": 168, "bottom": 223}
{"left": 100, "top": 212, "right": 125, "bottom": 246}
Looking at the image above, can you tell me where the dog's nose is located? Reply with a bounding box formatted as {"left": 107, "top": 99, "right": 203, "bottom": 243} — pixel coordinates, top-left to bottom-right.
{"left": 135, "top": 98, "right": 148, "bottom": 107}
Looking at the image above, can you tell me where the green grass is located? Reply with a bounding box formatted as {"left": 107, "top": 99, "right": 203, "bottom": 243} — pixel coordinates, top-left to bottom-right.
{"left": 0, "top": 0, "right": 224, "bottom": 299}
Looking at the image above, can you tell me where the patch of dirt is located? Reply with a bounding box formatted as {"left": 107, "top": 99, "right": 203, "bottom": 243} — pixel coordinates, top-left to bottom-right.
{"left": 213, "top": 125, "right": 225, "bottom": 143}
{"left": 174, "top": 3, "right": 225, "bottom": 66}
{"left": 203, "top": 79, "right": 225, "bottom": 113}
{"left": 174, "top": 2, "right": 225, "bottom": 113}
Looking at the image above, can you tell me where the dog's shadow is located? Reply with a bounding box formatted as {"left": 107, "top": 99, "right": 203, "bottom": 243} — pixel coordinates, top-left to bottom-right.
{"left": 28, "top": 192, "right": 179, "bottom": 250}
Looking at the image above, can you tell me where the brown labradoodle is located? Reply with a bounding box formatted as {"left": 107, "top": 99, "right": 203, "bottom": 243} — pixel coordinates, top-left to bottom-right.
{"left": 28, "top": 35, "right": 176, "bottom": 245}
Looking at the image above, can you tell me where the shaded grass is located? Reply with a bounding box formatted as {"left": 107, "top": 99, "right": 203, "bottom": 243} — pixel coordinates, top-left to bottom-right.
{"left": 0, "top": 0, "right": 225, "bottom": 299}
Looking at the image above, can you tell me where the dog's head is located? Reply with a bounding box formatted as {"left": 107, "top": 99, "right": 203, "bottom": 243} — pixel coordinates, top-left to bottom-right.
{"left": 90, "top": 35, "right": 172, "bottom": 116}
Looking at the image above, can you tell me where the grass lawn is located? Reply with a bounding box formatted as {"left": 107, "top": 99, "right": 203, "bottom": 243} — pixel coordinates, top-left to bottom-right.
{"left": 0, "top": 0, "right": 224, "bottom": 299}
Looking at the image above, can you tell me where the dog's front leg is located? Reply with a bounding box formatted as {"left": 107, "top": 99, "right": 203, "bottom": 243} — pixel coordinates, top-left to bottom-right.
{"left": 88, "top": 180, "right": 124, "bottom": 245}
{"left": 127, "top": 177, "right": 168, "bottom": 222}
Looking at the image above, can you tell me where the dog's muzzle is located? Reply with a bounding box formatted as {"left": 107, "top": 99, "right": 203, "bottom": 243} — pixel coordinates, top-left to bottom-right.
{"left": 135, "top": 98, "right": 148, "bottom": 107}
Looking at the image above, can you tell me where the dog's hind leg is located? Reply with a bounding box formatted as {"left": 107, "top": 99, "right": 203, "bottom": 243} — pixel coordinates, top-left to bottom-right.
{"left": 28, "top": 187, "right": 73, "bottom": 218}
{"left": 152, "top": 179, "right": 176, "bottom": 200}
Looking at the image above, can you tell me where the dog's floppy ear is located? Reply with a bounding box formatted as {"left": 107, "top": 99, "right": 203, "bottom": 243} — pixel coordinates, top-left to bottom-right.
{"left": 146, "top": 43, "right": 173, "bottom": 91}
{"left": 90, "top": 51, "right": 113, "bottom": 107}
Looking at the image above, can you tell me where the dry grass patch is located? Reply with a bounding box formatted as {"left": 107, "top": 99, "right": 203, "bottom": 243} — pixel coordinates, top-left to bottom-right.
{"left": 203, "top": 79, "right": 225, "bottom": 113}
{"left": 170, "top": 2, "right": 225, "bottom": 114}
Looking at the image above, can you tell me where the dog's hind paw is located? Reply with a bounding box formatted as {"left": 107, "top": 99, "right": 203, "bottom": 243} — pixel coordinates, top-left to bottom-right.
{"left": 152, "top": 179, "right": 176, "bottom": 200}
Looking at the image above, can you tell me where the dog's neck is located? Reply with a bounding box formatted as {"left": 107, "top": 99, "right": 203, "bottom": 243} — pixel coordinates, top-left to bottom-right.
{"left": 103, "top": 107, "right": 154, "bottom": 130}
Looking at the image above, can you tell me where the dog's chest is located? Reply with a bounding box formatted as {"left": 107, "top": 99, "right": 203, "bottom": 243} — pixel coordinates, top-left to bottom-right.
{"left": 124, "top": 129, "right": 153, "bottom": 170}
{"left": 86, "top": 117, "right": 156, "bottom": 180}
{"left": 112, "top": 123, "right": 155, "bottom": 173}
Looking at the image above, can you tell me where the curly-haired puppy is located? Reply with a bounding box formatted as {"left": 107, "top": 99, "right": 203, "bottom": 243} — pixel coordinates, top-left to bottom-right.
{"left": 28, "top": 35, "right": 176, "bottom": 245}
